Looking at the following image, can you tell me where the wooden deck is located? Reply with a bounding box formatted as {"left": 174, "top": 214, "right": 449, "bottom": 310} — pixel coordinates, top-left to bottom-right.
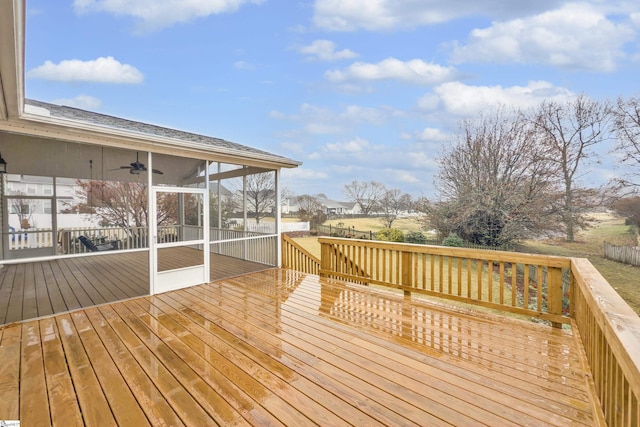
{"left": 0, "top": 249, "right": 271, "bottom": 325}
{"left": 0, "top": 268, "right": 599, "bottom": 426}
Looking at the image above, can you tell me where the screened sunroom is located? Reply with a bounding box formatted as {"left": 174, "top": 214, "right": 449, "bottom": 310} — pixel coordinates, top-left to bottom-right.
{"left": 0, "top": 99, "right": 299, "bottom": 323}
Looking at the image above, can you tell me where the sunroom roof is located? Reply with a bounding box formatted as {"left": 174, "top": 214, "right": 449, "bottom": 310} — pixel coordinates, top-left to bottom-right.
{"left": 23, "top": 99, "right": 300, "bottom": 168}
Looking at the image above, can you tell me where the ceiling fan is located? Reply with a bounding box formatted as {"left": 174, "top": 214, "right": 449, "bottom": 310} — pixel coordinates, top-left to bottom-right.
{"left": 112, "top": 152, "right": 163, "bottom": 175}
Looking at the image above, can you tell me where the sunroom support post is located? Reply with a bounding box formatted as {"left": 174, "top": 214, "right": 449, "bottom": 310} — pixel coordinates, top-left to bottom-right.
{"left": 217, "top": 163, "right": 222, "bottom": 230}
{"left": 243, "top": 170, "right": 247, "bottom": 259}
{"left": 275, "top": 168, "right": 281, "bottom": 267}
{"left": 0, "top": 173, "right": 4, "bottom": 261}
{"left": 147, "top": 151, "right": 155, "bottom": 295}
{"left": 51, "top": 177, "right": 58, "bottom": 256}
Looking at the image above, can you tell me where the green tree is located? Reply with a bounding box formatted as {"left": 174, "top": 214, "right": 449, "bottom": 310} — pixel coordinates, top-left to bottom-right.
{"left": 377, "top": 228, "right": 404, "bottom": 242}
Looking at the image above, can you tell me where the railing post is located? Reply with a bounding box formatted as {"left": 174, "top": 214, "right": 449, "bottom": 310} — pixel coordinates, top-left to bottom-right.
{"left": 320, "top": 242, "right": 329, "bottom": 277}
{"left": 402, "top": 251, "right": 413, "bottom": 296}
{"left": 548, "top": 266, "right": 564, "bottom": 328}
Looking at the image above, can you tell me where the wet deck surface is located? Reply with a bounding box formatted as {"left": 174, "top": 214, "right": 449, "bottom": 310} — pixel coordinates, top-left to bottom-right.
{"left": 0, "top": 249, "right": 270, "bottom": 325}
{"left": 0, "top": 269, "right": 598, "bottom": 426}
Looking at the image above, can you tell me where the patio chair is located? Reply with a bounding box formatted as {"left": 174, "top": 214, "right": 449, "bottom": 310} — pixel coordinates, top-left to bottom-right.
{"left": 78, "top": 235, "right": 118, "bottom": 252}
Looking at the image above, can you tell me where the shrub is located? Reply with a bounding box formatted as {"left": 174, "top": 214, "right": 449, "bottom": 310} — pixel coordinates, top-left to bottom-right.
{"left": 442, "top": 232, "right": 464, "bottom": 247}
{"left": 377, "top": 228, "right": 405, "bottom": 242}
{"left": 405, "top": 231, "right": 427, "bottom": 244}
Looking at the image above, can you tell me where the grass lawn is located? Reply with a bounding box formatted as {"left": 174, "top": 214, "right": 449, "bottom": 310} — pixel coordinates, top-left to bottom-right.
{"left": 518, "top": 212, "right": 640, "bottom": 314}
{"left": 293, "top": 236, "right": 322, "bottom": 259}
{"left": 323, "top": 217, "right": 425, "bottom": 234}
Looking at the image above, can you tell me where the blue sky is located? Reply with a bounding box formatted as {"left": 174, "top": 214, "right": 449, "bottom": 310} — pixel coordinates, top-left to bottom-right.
{"left": 24, "top": 0, "right": 640, "bottom": 200}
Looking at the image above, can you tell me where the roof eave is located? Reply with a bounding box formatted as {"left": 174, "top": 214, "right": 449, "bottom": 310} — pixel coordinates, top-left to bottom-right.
{"left": 0, "top": 0, "right": 25, "bottom": 120}
{"left": 1, "top": 112, "right": 301, "bottom": 169}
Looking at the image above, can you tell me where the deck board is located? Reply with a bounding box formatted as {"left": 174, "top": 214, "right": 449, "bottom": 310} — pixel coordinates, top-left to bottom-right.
{"left": 0, "top": 250, "right": 272, "bottom": 325}
{"left": 39, "top": 316, "right": 84, "bottom": 427}
{"left": 0, "top": 269, "right": 599, "bottom": 426}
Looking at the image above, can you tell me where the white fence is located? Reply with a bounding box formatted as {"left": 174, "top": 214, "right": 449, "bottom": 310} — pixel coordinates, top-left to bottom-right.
{"left": 243, "top": 221, "right": 310, "bottom": 234}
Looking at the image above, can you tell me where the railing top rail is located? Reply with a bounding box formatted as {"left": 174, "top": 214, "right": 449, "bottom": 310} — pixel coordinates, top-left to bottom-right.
{"left": 282, "top": 234, "right": 320, "bottom": 264}
{"left": 318, "top": 237, "right": 572, "bottom": 268}
{"left": 572, "top": 257, "right": 640, "bottom": 394}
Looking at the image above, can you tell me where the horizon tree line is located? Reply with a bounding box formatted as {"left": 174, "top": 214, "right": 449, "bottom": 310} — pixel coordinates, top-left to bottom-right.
{"left": 289, "top": 93, "right": 640, "bottom": 247}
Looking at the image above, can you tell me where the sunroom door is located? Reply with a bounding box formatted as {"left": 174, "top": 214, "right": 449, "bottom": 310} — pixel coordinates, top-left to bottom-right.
{"left": 151, "top": 187, "right": 209, "bottom": 294}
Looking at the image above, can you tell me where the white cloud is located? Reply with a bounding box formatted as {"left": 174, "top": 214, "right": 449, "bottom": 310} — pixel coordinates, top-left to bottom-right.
{"left": 270, "top": 103, "right": 394, "bottom": 135}
{"left": 418, "top": 80, "right": 575, "bottom": 117}
{"left": 281, "top": 167, "right": 329, "bottom": 181}
{"left": 392, "top": 170, "right": 420, "bottom": 184}
{"left": 325, "top": 58, "right": 460, "bottom": 86}
{"left": 313, "top": 137, "right": 373, "bottom": 158}
{"left": 405, "top": 151, "right": 441, "bottom": 170}
{"left": 74, "top": 0, "right": 264, "bottom": 31}
{"left": 51, "top": 95, "right": 102, "bottom": 110}
{"left": 451, "top": 3, "right": 636, "bottom": 72}
{"left": 27, "top": 57, "right": 144, "bottom": 84}
{"left": 233, "top": 61, "right": 256, "bottom": 70}
{"left": 313, "top": 0, "right": 563, "bottom": 31}
{"left": 297, "top": 40, "right": 358, "bottom": 61}
{"left": 330, "top": 137, "right": 371, "bottom": 152}
{"left": 416, "top": 127, "right": 449, "bottom": 142}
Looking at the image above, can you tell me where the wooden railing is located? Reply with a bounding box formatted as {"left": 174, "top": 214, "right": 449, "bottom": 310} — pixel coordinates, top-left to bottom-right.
{"left": 306, "top": 237, "right": 640, "bottom": 426}
{"left": 318, "top": 237, "right": 571, "bottom": 325}
{"left": 572, "top": 258, "right": 640, "bottom": 426}
{"left": 281, "top": 234, "right": 320, "bottom": 275}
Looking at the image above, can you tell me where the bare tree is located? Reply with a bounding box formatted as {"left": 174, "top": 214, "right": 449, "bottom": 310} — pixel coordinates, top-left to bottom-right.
{"left": 238, "top": 172, "right": 275, "bottom": 224}
{"left": 73, "top": 180, "right": 178, "bottom": 228}
{"left": 378, "top": 189, "right": 412, "bottom": 228}
{"left": 532, "top": 95, "right": 611, "bottom": 241}
{"left": 612, "top": 95, "right": 640, "bottom": 193}
{"left": 209, "top": 193, "right": 237, "bottom": 228}
{"left": 295, "top": 194, "right": 326, "bottom": 225}
{"left": 343, "top": 180, "right": 386, "bottom": 216}
{"left": 9, "top": 193, "right": 37, "bottom": 229}
{"left": 434, "top": 108, "right": 560, "bottom": 246}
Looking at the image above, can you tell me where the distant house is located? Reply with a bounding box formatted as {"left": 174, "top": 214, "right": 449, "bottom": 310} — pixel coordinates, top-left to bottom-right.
{"left": 281, "top": 198, "right": 300, "bottom": 215}
{"left": 317, "top": 197, "right": 361, "bottom": 215}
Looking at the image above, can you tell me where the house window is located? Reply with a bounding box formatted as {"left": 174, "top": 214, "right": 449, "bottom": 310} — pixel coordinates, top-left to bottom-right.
{"left": 43, "top": 185, "right": 53, "bottom": 195}
{"left": 26, "top": 184, "right": 37, "bottom": 195}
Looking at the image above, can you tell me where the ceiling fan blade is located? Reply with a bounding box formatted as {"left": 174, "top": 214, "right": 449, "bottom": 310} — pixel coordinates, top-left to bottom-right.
{"left": 109, "top": 154, "right": 161, "bottom": 174}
